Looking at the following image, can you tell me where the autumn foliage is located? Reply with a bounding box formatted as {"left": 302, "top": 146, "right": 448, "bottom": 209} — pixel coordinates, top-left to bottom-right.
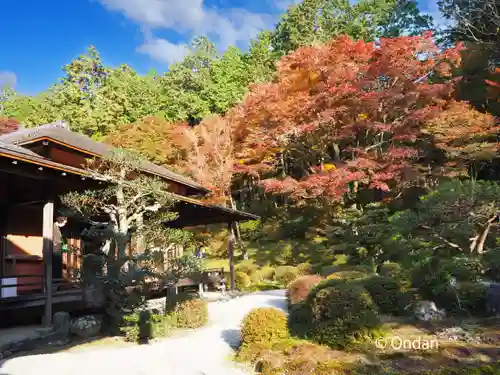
{"left": 106, "top": 116, "right": 187, "bottom": 172}
{"left": 0, "top": 117, "right": 21, "bottom": 136}
{"left": 178, "top": 115, "right": 234, "bottom": 205}
{"left": 229, "top": 33, "right": 475, "bottom": 202}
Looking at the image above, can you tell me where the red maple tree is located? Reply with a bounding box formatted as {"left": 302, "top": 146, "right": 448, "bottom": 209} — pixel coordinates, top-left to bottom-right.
{"left": 0, "top": 117, "right": 21, "bottom": 136}
{"left": 230, "top": 33, "right": 472, "bottom": 202}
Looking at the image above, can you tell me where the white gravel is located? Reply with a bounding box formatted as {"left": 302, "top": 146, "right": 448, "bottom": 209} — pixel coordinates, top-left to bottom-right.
{"left": 0, "top": 290, "right": 287, "bottom": 375}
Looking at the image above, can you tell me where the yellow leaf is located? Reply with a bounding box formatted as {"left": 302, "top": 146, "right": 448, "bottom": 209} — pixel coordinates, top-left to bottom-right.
{"left": 309, "top": 71, "right": 320, "bottom": 84}
{"left": 358, "top": 113, "right": 368, "bottom": 120}
{"left": 324, "top": 163, "right": 336, "bottom": 171}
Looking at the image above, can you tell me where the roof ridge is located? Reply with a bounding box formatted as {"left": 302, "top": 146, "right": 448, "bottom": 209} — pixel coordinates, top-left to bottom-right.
{"left": 0, "top": 122, "right": 209, "bottom": 193}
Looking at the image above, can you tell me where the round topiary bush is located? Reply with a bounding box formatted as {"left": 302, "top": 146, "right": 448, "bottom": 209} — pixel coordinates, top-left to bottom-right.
{"left": 257, "top": 265, "right": 275, "bottom": 281}
{"left": 326, "top": 270, "right": 370, "bottom": 281}
{"left": 236, "top": 260, "right": 259, "bottom": 276}
{"left": 287, "top": 275, "right": 324, "bottom": 305}
{"left": 288, "top": 301, "right": 313, "bottom": 338}
{"left": 297, "top": 262, "right": 313, "bottom": 275}
{"left": 379, "top": 262, "right": 403, "bottom": 278}
{"left": 236, "top": 271, "right": 252, "bottom": 291}
{"left": 362, "top": 275, "right": 412, "bottom": 315}
{"left": 173, "top": 299, "right": 208, "bottom": 329}
{"left": 240, "top": 307, "right": 289, "bottom": 346}
{"left": 274, "top": 266, "right": 299, "bottom": 286}
{"left": 307, "top": 282, "right": 381, "bottom": 348}
{"left": 319, "top": 265, "right": 339, "bottom": 277}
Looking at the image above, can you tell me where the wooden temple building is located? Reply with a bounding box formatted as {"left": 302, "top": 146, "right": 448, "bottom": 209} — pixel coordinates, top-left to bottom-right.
{"left": 0, "top": 121, "right": 257, "bottom": 325}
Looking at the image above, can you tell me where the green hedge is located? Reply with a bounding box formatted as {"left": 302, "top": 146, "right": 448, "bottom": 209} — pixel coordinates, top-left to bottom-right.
{"left": 307, "top": 282, "right": 381, "bottom": 348}
{"left": 362, "top": 276, "right": 413, "bottom": 316}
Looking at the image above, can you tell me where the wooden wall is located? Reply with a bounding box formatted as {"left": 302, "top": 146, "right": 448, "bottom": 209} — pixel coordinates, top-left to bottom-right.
{"left": 49, "top": 147, "right": 87, "bottom": 169}
{"left": 1, "top": 206, "right": 82, "bottom": 294}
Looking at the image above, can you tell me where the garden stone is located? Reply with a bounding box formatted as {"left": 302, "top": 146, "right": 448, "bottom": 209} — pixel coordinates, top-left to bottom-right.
{"left": 83, "top": 284, "right": 106, "bottom": 308}
{"left": 70, "top": 315, "right": 102, "bottom": 339}
{"left": 486, "top": 283, "right": 500, "bottom": 316}
{"left": 52, "top": 312, "right": 71, "bottom": 339}
{"left": 413, "top": 300, "right": 446, "bottom": 321}
{"left": 436, "top": 327, "right": 482, "bottom": 344}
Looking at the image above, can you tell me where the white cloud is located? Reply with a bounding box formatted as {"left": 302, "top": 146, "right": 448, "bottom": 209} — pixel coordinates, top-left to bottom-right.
{"left": 0, "top": 71, "right": 17, "bottom": 88}
{"left": 417, "top": 0, "right": 450, "bottom": 29}
{"left": 97, "top": 0, "right": 275, "bottom": 63}
{"left": 272, "top": 0, "right": 301, "bottom": 11}
{"left": 137, "top": 38, "right": 189, "bottom": 64}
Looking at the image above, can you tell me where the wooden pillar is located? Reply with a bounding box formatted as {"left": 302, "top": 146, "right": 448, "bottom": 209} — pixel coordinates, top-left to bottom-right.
{"left": 0, "top": 204, "right": 8, "bottom": 279}
{"left": 43, "top": 201, "right": 54, "bottom": 326}
{"left": 227, "top": 222, "right": 235, "bottom": 292}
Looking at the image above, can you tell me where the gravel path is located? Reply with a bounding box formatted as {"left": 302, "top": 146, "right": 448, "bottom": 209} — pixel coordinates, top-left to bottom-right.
{"left": 0, "top": 290, "right": 287, "bottom": 375}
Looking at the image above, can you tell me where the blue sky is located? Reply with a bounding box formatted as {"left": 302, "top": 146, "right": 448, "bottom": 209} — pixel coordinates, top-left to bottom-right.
{"left": 0, "top": 0, "right": 441, "bottom": 95}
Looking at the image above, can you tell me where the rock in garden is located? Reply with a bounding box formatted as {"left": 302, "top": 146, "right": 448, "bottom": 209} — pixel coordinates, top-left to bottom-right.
{"left": 70, "top": 315, "right": 102, "bottom": 339}
{"left": 413, "top": 300, "right": 446, "bottom": 321}
{"left": 486, "top": 283, "right": 500, "bottom": 316}
{"left": 436, "top": 327, "right": 482, "bottom": 344}
{"left": 52, "top": 311, "right": 71, "bottom": 338}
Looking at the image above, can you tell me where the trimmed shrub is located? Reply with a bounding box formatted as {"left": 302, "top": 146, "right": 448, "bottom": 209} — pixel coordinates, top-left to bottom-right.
{"left": 274, "top": 266, "right": 299, "bottom": 286}
{"left": 287, "top": 275, "right": 324, "bottom": 305}
{"left": 436, "top": 282, "right": 488, "bottom": 316}
{"left": 379, "top": 262, "right": 403, "bottom": 279}
{"left": 362, "top": 276, "right": 412, "bottom": 315}
{"left": 173, "top": 299, "right": 208, "bottom": 329}
{"left": 236, "top": 271, "right": 252, "bottom": 291}
{"left": 319, "top": 265, "right": 339, "bottom": 277}
{"left": 297, "top": 262, "right": 313, "bottom": 275}
{"left": 121, "top": 312, "right": 175, "bottom": 342}
{"left": 241, "top": 307, "right": 289, "bottom": 346}
{"left": 151, "top": 313, "right": 177, "bottom": 338}
{"left": 250, "top": 271, "right": 263, "bottom": 284}
{"left": 288, "top": 301, "right": 313, "bottom": 338}
{"left": 326, "top": 270, "right": 370, "bottom": 281}
{"left": 248, "top": 280, "right": 282, "bottom": 292}
{"left": 345, "top": 264, "right": 377, "bottom": 274}
{"left": 236, "top": 260, "right": 259, "bottom": 276}
{"left": 255, "top": 265, "right": 275, "bottom": 281}
{"left": 307, "top": 282, "right": 381, "bottom": 348}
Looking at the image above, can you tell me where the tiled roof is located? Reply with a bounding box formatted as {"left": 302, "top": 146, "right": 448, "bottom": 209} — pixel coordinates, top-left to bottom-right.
{"left": 0, "top": 121, "right": 209, "bottom": 194}
{"left": 0, "top": 140, "right": 89, "bottom": 176}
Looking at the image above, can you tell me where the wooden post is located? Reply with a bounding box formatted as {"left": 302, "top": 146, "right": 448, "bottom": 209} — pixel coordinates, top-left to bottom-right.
{"left": 227, "top": 222, "right": 235, "bottom": 292}
{"left": 43, "top": 201, "right": 54, "bottom": 326}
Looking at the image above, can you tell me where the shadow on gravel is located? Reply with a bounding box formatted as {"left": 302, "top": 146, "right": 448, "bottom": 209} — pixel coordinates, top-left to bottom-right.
{"left": 263, "top": 297, "right": 288, "bottom": 311}
{"left": 220, "top": 329, "right": 241, "bottom": 350}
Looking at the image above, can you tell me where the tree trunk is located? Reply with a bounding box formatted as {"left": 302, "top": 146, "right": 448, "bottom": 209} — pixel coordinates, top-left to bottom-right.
{"left": 229, "top": 196, "right": 247, "bottom": 260}
{"left": 136, "top": 214, "right": 145, "bottom": 254}
{"left": 115, "top": 179, "right": 128, "bottom": 261}
{"left": 476, "top": 214, "right": 498, "bottom": 255}
{"left": 228, "top": 222, "right": 236, "bottom": 291}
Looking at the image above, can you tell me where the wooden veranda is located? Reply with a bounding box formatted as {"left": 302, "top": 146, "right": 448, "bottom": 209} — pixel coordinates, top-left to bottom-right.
{"left": 0, "top": 122, "right": 258, "bottom": 327}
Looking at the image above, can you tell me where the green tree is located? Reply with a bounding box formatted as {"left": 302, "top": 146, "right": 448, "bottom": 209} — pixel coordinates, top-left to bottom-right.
{"left": 391, "top": 180, "right": 500, "bottom": 257}
{"left": 203, "top": 46, "right": 250, "bottom": 114}
{"left": 438, "top": 0, "right": 500, "bottom": 51}
{"left": 272, "top": 0, "right": 433, "bottom": 56}
{"left": 60, "top": 149, "right": 194, "bottom": 327}
{"left": 246, "top": 30, "right": 276, "bottom": 84}
{"left": 160, "top": 37, "right": 218, "bottom": 124}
